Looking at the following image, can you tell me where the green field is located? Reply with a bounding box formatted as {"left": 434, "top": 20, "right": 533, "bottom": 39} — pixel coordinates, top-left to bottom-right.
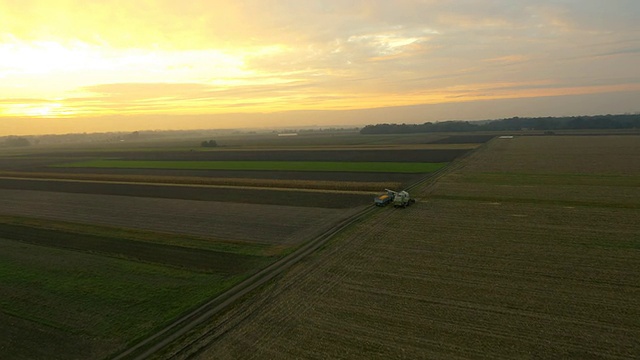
{"left": 53, "top": 160, "right": 448, "bottom": 173}
{"left": 0, "top": 239, "right": 238, "bottom": 359}
{"left": 0, "top": 217, "right": 276, "bottom": 360}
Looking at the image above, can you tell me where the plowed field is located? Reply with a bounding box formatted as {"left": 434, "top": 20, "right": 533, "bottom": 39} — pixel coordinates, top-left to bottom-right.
{"left": 0, "top": 189, "right": 356, "bottom": 244}
{"left": 165, "top": 135, "right": 640, "bottom": 359}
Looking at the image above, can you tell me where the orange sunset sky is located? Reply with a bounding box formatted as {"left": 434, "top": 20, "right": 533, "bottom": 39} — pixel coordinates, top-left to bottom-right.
{"left": 1, "top": 0, "right": 639, "bottom": 135}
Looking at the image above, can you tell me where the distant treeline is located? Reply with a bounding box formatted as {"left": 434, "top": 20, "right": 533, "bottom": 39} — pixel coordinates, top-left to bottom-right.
{"left": 2, "top": 136, "right": 31, "bottom": 147}
{"left": 360, "top": 114, "right": 640, "bottom": 134}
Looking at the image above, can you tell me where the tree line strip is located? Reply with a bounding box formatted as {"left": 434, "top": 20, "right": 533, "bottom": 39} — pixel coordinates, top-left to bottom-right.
{"left": 360, "top": 114, "right": 640, "bottom": 134}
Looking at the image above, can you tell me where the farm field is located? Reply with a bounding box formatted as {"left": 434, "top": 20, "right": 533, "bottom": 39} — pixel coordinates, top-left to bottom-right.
{"left": 0, "top": 189, "right": 356, "bottom": 244}
{"left": 164, "top": 135, "right": 640, "bottom": 359}
{"left": 0, "top": 132, "right": 482, "bottom": 191}
{"left": 0, "top": 132, "right": 492, "bottom": 359}
{"left": 0, "top": 235, "right": 259, "bottom": 360}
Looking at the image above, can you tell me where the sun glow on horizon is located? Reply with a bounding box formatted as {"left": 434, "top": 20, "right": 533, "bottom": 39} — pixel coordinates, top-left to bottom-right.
{"left": 3, "top": 102, "right": 69, "bottom": 117}
{"left": 0, "top": 1, "right": 638, "bottom": 135}
{"left": 0, "top": 37, "right": 279, "bottom": 117}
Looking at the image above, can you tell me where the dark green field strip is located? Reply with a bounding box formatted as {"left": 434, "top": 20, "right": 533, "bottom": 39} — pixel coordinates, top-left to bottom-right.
{"left": 0, "top": 215, "right": 272, "bottom": 256}
{"left": 431, "top": 194, "right": 640, "bottom": 209}
{"left": 0, "top": 178, "right": 370, "bottom": 208}
{"left": 178, "top": 193, "right": 640, "bottom": 359}
{"left": 0, "top": 238, "right": 245, "bottom": 359}
{"left": 53, "top": 160, "right": 448, "bottom": 173}
{"left": 0, "top": 157, "right": 71, "bottom": 171}
{"left": 0, "top": 311, "right": 98, "bottom": 360}
{"left": 0, "top": 223, "right": 268, "bottom": 274}
{"left": 456, "top": 172, "right": 640, "bottom": 187}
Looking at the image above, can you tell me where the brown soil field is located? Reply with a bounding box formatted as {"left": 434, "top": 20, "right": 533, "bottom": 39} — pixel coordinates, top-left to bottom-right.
{"left": 161, "top": 135, "right": 640, "bottom": 359}
{"left": 0, "top": 178, "right": 371, "bottom": 208}
{"left": 0, "top": 189, "right": 359, "bottom": 245}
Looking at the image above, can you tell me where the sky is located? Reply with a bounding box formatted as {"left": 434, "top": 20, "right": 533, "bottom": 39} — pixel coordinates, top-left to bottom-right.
{"left": 1, "top": 0, "right": 639, "bottom": 135}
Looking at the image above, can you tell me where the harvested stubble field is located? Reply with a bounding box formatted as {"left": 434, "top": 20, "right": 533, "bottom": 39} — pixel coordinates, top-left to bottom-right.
{"left": 163, "top": 135, "right": 640, "bottom": 359}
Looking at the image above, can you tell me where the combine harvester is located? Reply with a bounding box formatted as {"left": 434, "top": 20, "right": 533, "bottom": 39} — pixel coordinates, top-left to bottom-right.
{"left": 374, "top": 189, "right": 416, "bottom": 208}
